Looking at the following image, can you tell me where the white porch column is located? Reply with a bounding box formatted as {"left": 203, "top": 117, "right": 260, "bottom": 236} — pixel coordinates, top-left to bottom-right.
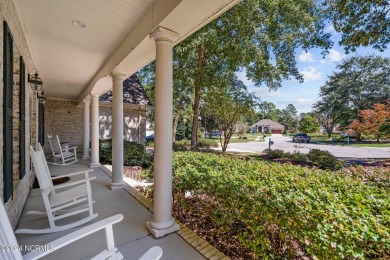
{"left": 90, "top": 94, "right": 100, "bottom": 167}
{"left": 146, "top": 27, "right": 180, "bottom": 238}
{"left": 82, "top": 97, "right": 91, "bottom": 160}
{"left": 110, "top": 73, "right": 126, "bottom": 189}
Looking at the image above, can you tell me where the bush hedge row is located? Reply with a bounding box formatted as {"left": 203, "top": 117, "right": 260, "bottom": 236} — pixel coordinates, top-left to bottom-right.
{"left": 173, "top": 139, "right": 219, "bottom": 151}
{"left": 99, "top": 139, "right": 152, "bottom": 168}
{"left": 172, "top": 152, "right": 389, "bottom": 259}
{"left": 266, "top": 148, "right": 345, "bottom": 170}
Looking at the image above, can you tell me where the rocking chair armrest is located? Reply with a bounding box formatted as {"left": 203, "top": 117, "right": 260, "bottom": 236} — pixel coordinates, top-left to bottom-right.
{"left": 60, "top": 146, "right": 77, "bottom": 151}
{"left": 43, "top": 177, "right": 96, "bottom": 192}
{"left": 23, "top": 214, "right": 124, "bottom": 260}
{"left": 51, "top": 169, "right": 94, "bottom": 179}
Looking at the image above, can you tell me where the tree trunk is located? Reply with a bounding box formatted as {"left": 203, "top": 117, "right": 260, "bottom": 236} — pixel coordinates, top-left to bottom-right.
{"left": 172, "top": 110, "right": 181, "bottom": 142}
{"left": 191, "top": 44, "right": 204, "bottom": 150}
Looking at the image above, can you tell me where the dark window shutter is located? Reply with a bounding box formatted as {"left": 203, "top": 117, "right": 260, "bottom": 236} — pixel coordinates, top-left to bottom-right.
{"left": 3, "top": 22, "right": 14, "bottom": 202}
{"left": 38, "top": 102, "right": 44, "bottom": 145}
{"left": 19, "top": 57, "right": 26, "bottom": 179}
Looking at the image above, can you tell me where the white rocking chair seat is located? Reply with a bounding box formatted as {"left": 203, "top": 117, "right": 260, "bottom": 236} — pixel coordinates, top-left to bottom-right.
{"left": 15, "top": 145, "right": 97, "bottom": 234}
{"left": 1, "top": 198, "right": 163, "bottom": 260}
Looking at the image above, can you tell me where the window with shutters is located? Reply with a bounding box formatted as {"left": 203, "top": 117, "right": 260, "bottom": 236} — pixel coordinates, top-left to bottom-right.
{"left": 3, "top": 21, "right": 14, "bottom": 202}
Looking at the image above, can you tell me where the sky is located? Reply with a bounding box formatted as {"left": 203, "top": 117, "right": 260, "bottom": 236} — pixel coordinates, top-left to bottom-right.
{"left": 236, "top": 25, "right": 390, "bottom": 114}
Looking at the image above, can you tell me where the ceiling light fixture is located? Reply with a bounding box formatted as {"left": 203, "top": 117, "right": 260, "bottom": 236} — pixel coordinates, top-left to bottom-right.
{"left": 72, "top": 20, "right": 86, "bottom": 29}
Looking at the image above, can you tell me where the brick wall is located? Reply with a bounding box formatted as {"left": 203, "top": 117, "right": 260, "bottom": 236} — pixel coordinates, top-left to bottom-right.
{"left": 0, "top": 0, "right": 37, "bottom": 228}
{"left": 43, "top": 99, "right": 84, "bottom": 153}
{"left": 44, "top": 100, "right": 147, "bottom": 155}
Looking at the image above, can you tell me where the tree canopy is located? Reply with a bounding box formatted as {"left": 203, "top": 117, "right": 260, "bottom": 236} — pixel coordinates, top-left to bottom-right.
{"left": 203, "top": 76, "right": 259, "bottom": 152}
{"left": 323, "top": 0, "right": 390, "bottom": 53}
{"left": 313, "top": 55, "right": 390, "bottom": 132}
{"left": 348, "top": 102, "right": 390, "bottom": 142}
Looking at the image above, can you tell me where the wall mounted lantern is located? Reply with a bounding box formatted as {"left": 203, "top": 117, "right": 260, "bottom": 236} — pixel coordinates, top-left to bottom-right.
{"left": 37, "top": 92, "right": 47, "bottom": 104}
{"left": 28, "top": 70, "right": 43, "bottom": 93}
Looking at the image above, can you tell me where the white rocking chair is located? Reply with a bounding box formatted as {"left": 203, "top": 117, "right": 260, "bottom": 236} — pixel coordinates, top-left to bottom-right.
{"left": 15, "top": 146, "right": 97, "bottom": 234}
{"left": 1, "top": 199, "right": 163, "bottom": 260}
{"left": 47, "top": 134, "right": 78, "bottom": 165}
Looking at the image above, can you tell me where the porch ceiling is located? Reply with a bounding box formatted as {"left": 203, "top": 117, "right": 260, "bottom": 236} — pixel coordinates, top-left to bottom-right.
{"left": 13, "top": 0, "right": 239, "bottom": 102}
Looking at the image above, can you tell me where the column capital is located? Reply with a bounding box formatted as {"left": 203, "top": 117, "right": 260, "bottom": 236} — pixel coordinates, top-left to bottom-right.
{"left": 91, "top": 93, "right": 99, "bottom": 98}
{"left": 110, "top": 72, "right": 126, "bottom": 80}
{"left": 150, "top": 27, "right": 179, "bottom": 43}
{"left": 83, "top": 95, "right": 91, "bottom": 103}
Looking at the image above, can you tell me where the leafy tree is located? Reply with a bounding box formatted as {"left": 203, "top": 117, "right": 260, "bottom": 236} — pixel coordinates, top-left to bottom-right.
{"left": 313, "top": 55, "right": 390, "bottom": 139}
{"left": 258, "top": 101, "right": 282, "bottom": 122}
{"left": 180, "top": 0, "right": 333, "bottom": 149}
{"left": 137, "top": 63, "right": 156, "bottom": 130}
{"left": 348, "top": 102, "right": 390, "bottom": 142}
{"left": 298, "top": 115, "right": 319, "bottom": 133}
{"left": 379, "top": 119, "right": 390, "bottom": 135}
{"left": 235, "top": 122, "right": 248, "bottom": 138}
{"left": 324, "top": 0, "right": 390, "bottom": 53}
{"left": 203, "top": 77, "right": 259, "bottom": 152}
{"left": 278, "top": 104, "right": 299, "bottom": 132}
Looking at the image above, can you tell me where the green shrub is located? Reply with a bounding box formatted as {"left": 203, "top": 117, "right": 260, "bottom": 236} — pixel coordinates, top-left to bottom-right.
{"left": 285, "top": 151, "right": 307, "bottom": 163}
{"left": 172, "top": 152, "right": 389, "bottom": 259}
{"left": 198, "top": 139, "right": 218, "bottom": 147}
{"left": 99, "top": 139, "right": 113, "bottom": 164}
{"left": 266, "top": 149, "right": 285, "bottom": 159}
{"left": 307, "top": 149, "right": 344, "bottom": 170}
{"left": 173, "top": 139, "right": 218, "bottom": 151}
{"left": 341, "top": 165, "right": 390, "bottom": 189}
{"left": 99, "top": 139, "right": 153, "bottom": 168}
{"left": 173, "top": 141, "right": 189, "bottom": 151}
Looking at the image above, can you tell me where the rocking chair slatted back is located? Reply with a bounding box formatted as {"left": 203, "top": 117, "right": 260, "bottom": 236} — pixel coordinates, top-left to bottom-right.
{"left": 47, "top": 135, "right": 78, "bottom": 165}
{"left": 48, "top": 135, "right": 62, "bottom": 154}
{"left": 30, "top": 146, "right": 53, "bottom": 190}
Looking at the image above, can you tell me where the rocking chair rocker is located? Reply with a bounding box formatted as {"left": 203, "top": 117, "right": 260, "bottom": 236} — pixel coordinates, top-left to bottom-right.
{"left": 15, "top": 146, "right": 97, "bottom": 234}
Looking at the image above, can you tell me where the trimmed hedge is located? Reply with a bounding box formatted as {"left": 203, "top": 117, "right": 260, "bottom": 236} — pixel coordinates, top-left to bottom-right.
{"left": 265, "top": 148, "right": 344, "bottom": 170}
{"left": 172, "top": 152, "right": 389, "bottom": 259}
{"left": 173, "top": 139, "right": 219, "bottom": 151}
{"left": 99, "top": 139, "right": 152, "bottom": 168}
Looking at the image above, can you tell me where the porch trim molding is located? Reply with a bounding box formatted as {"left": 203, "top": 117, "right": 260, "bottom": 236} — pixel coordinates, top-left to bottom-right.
{"left": 146, "top": 26, "right": 180, "bottom": 238}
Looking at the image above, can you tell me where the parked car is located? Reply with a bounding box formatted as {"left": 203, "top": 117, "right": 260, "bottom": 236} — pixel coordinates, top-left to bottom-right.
{"left": 211, "top": 130, "right": 221, "bottom": 137}
{"left": 292, "top": 133, "right": 311, "bottom": 143}
{"left": 145, "top": 134, "right": 154, "bottom": 143}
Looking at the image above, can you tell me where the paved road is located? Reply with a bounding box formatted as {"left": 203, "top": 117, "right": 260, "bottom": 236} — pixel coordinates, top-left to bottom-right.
{"left": 223, "top": 135, "right": 390, "bottom": 158}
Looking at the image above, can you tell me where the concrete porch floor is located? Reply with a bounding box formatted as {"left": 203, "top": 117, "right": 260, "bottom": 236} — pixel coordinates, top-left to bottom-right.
{"left": 15, "top": 160, "right": 206, "bottom": 260}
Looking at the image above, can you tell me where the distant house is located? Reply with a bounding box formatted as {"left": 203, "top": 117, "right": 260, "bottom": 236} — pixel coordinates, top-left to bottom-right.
{"left": 250, "top": 119, "right": 285, "bottom": 134}
{"left": 99, "top": 74, "right": 151, "bottom": 143}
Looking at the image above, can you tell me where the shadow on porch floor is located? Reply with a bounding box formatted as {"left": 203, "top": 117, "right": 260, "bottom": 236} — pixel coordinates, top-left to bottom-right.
{"left": 15, "top": 159, "right": 205, "bottom": 260}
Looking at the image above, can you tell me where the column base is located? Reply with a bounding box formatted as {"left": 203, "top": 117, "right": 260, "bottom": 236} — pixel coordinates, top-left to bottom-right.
{"left": 146, "top": 221, "right": 180, "bottom": 238}
{"left": 82, "top": 156, "right": 91, "bottom": 160}
{"left": 89, "top": 162, "right": 100, "bottom": 168}
{"left": 109, "top": 182, "right": 125, "bottom": 190}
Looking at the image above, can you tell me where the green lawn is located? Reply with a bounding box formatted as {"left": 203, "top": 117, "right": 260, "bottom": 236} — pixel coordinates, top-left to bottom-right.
{"left": 201, "top": 133, "right": 267, "bottom": 143}
{"left": 311, "top": 135, "right": 390, "bottom": 147}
